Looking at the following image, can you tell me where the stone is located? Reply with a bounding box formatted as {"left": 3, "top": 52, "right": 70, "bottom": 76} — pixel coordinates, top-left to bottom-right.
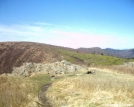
{"left": 12, "top": 60, "right": 87, "bottom": 77}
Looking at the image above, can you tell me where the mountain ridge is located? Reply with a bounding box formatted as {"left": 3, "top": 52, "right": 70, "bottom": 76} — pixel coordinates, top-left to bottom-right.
{"left": 0, "top": 41, "right": 134, "bottom": 74}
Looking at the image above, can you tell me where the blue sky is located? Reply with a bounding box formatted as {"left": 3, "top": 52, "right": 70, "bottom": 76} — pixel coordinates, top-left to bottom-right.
{"left": 0, "top": 0, "right": 134, "bottom": 49}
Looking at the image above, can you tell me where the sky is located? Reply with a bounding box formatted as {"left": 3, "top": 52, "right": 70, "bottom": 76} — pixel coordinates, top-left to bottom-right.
{"left": 0, "top": 0, "right": 134, "bottom": 49}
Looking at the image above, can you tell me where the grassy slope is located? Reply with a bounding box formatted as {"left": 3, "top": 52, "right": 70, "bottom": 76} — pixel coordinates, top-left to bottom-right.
{"left": 0, "top": 42, "right": 134, "bottom": 74}
{"left": 58, "top": 49, "right": 134, "bottom": 66}
{"left": 0, "top": 73, "right": 51, "bottom": 107}
{"left": 46, "top": 68, "right": 134, "bottom": 107}
{"left": 1, "top": 42, "right": 134, "bottom": 107}
{"left": 1, "top": 67, "right": 134, "bottom": 107}
{"left": 0, "top": 42, "right": 62, "bottom": 74}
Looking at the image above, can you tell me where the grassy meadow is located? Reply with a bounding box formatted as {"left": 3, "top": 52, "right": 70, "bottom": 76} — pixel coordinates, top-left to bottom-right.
{"left": 0, "top": 73, "right": 51, "bottom": 107}
{"left": 0, "top": 66, "right": 134, "bottom": 107}
{"left": 57, "top": 49, "right": 134, "bottom": 66}
{"left": 0, "top": 49, "right": 134, "bottom": 107}
{"left": 46, "top": 68, "right": 134, "bottom": 107}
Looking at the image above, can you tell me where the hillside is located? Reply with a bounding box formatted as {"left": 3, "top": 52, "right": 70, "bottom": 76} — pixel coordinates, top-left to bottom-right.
{"left": 0, "top": 42, "right": 63, "bottom": 74}
{"left": 77, "top": 47, "right": 134, "bottom": 58}
{"left": 0, "top": 42, "right": 134, "bottom": 107}
{"left": 46, "top": 67, "right": 134, "bottom": 107}
{"left": 0, "top": 42, "right": 134, "bottom": 74}
{"left": 1, "top": 64, "right": 134, "bottom": 107}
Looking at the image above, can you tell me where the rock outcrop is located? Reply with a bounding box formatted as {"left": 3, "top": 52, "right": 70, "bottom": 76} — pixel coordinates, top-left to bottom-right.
{"left": 12, "top": 60, "right": 87, "bottom": 77}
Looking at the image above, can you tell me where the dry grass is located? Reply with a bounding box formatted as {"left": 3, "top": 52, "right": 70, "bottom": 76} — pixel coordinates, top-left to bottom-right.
{"left": 0, "top": 66, "right": 134, "bottom": 107}
{"left": 0, "top": 73, "right": 51, "bottom": 107}
{"left": 0, "top": 75, "right": 34, "bottom": 107}
{"left": 46, "top": 68, "right": 134, "bottom": 107}
{"left": 98, "top": 65, "right": 134, "bottom": 75}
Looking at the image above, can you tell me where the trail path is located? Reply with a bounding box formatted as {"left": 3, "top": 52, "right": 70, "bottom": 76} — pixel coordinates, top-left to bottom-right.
{"left": 38, "top": 83, "right": 52, "bottom": 107}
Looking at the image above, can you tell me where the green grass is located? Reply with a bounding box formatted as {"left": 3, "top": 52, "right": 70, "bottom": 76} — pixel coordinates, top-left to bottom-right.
{"left": 29, "top": 74, "right": 51, "bottom": 94}
{"left": 57, "top": 49, "right": 134, "bottom": 66}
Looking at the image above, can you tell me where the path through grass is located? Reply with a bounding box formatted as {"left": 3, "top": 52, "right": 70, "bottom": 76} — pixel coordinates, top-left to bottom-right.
{"left": 46, "top": 68, "right": 134, "bottom": 107}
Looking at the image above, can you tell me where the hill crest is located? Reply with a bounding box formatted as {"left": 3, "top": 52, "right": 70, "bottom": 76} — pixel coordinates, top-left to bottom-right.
{"left": 0, "top": 41, "right": 134, "bottom": 74}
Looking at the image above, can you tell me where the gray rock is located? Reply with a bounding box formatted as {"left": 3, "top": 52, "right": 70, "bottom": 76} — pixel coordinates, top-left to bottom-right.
{"left": 12, "top": 60, "right": 87, "bottom": 77}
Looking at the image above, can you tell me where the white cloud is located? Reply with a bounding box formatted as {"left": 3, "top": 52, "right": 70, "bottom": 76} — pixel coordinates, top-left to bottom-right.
{"left": 0, "top": 22, "right": 133, "bottom": 49}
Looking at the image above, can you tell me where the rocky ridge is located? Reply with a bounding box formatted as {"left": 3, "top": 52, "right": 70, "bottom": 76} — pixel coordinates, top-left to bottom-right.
{"left": 12, "top": 60, "right": 87, "bottom": 77}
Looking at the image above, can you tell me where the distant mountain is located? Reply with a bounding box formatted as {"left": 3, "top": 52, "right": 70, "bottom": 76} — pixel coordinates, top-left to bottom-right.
{"left": 77, "top": 47, "right": 134, "bottom": 58}
{"left": 76, "top": 47, "right": 107, "bottom": 54}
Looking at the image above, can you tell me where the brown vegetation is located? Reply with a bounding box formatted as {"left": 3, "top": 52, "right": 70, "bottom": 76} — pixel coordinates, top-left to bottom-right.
{"left": 98, "top": 65, "right": 134, "bottom": 75}
{"left": 0, "top": 73, "right": 51, "bottom": 107}
{"left": 0, "top": 42, "right": 134, "bottom": 74}
{"left": 0, "top": 42, "right": 64, "bottom": 74}
{"left": 0, "top": 75, "right": 32, "bottom": 107}
{"left": 46, "top": 68, "right": 134, "bottom": 107}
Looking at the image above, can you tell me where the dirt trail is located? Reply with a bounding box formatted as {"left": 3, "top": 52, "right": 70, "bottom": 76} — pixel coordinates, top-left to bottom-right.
{"left": 38, "top": 83, "right": 52, "bottom": 107}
